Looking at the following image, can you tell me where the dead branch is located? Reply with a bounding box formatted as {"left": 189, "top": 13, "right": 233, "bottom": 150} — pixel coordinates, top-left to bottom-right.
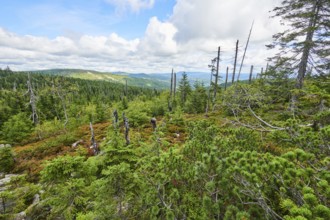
{"left": 247, "top": 105, "right": 286, "bottom": 130}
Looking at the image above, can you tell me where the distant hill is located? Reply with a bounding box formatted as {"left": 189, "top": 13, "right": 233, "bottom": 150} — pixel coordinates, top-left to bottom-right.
{"left": 125, "top": 71, "right": 253, "bottom": 87}
{"left": 22, "top": 69, "right": 253, "bottom": 89}
{"left": 25, "top": 69, "right": 170, "bottom": 89}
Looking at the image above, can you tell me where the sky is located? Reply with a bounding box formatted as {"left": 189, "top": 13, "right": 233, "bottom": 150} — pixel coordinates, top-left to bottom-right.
{"left": 0, "top": 0, "right": 283, "bottom": 73}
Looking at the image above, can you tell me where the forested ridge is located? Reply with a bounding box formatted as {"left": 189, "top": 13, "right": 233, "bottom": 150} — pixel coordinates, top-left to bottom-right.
{"left": 0, "top": 66, "right": 329, "bottom": 219}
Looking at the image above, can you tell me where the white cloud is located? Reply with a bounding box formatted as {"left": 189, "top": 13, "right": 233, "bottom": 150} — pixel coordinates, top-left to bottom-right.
{"left": 139, "top": 17, "right": 178, "bottom": 56}
{"left": 0, "top": 27, "right": 141, "bottom": 71}
{"left": 169, "top": 0, "right": 283, "bottom": 72}
{"left": 0, "top": 0, "right": 284, "bottom": 74}
{"left": 105, "top": 0, "right": 155, "bottom": 13}
{"left": 171, "top": 0, "right": 281, "bottom": 42}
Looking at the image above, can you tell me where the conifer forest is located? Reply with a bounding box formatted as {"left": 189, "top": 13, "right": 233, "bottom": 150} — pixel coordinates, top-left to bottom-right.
{"left": 0, "top": 0, "right": 329, "bottom": 219}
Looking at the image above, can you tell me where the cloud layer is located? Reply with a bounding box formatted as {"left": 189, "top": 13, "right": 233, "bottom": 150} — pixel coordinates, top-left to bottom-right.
{"left": 0, "top": 0, "right": 282, "bottom": 74}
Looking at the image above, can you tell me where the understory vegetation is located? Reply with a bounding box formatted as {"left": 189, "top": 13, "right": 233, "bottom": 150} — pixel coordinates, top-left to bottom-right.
{"left": 0, "top": 67, "right": 329, "bottom": 220}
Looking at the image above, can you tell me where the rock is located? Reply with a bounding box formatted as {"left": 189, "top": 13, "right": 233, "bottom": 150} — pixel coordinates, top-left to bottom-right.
{"left": 0, "top": 174, "right": 19, "bottom": 188}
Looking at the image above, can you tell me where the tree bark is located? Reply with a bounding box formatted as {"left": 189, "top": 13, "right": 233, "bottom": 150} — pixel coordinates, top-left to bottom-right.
{"left": 249, "top": 65, "right": 254, "bottom": 84}
{"left": 213, "top": 46, "right": 220, "bottom": 102}
{"left": 232, "top": 40, "right": 239, "bottom": 84}
{"left": 296, "top": 0, "right": 321, "bottom": 89}
{"left": 27, "top": 73, "right": 39, "bottom": 125}
{"left": 238, "top": 21, "right": 254, "bottom": 82}
{"left": 224, "top": 67, "right": 229, "bottom": 90}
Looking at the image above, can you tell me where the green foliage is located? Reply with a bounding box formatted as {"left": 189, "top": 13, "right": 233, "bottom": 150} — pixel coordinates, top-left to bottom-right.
{"left": 1, "top": 112, "right": 34, "bottom": 143}
{"left": 185, "top": 81, "right": 207, "bottom": 113}
{"left": 40, "top": 155, "right": 86, "bottom": 183}
{"left": 125, "top": 100, "right": 150, "bottom": 127}
{"left": 0, "top": 146, "right": 15, "bottom": 173}
{"left": 1, "top": 68, "right": 330, "bottom": 219}
{"left": 178, "top": 72, "right": 191, "bottom": 106}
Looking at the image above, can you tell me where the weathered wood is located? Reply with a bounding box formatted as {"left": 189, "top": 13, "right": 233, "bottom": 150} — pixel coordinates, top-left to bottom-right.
{"left": 170, "top": 68, "right": 173, "bottom": 98}
{"left": 56, "top": 83, "right": 68, "bottom": 127}
{"left": 124, "top": 119, "right": 130, "bottom": 145}
{"left": 123, "top": 114, "right": 130, "bottom": 145}
{"left": 232, "top": 40, "right": 239, "bottom": 84}
{"left": 238, "top": 21, "right": 254, "bottom": 81}
{"left": 249, "top": 65, "right": 254, "bottom": 84}
{"left": 113, "top": 109, "right": 118, "bottom": 128}
{"left": 225, "top": 66, "right": 229, "bottom": 90}
{"left": 213, "top": 46, "right": 220, "bottom": 102}
{"left": 27, "top": 73, "right": 39, "bottom": 125}
{"left": 89, "top": 122, "right": 99, "bottom": 155}
{"left": 173, "top": 72, "right": 176, "bottom": 99}
{"left": 265, "top": 63, "right": 269, "bottom": 74}
{"left": 169, "top": 69, "right": 174, "bottom": 111}
{"left": 151, "top": 117, "right": 157, "bottom": 131}
{"left": 206, "top": 58, "right": 216, "bottom": 114}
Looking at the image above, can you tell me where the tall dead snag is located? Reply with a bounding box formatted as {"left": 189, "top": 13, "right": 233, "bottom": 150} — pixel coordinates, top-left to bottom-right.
{"left": 27, "top": 73, "right": 39, "bottom": 125}
{"left": 265, "top": 63, "right": 269, "bottom": 74}
{"left": 173, "top": 72, "right": 176, "bottom": 99}
{"left": 206, "top": 58, "right": 216, "bottom": 114}
{"left": 89, "top": 122, "right": 99, "bottom": 155}
{"left": 55, "top": 79, "right": 69, "bottom": 128}
{"left": 249, "top": 65, "right": 254, "bottom": 84}
{"left": 237, "top": 21, "right": 254, "bottom": 82}
{"left": 232, "top": 40, "right": 239, "bottom": 84}
{"left": 170, "top": 68, "right": 174, "bottom": 98}
{"left": 225, "top": 67, "right": 229, "bottom": 91}
{"left": 113, "top": 109, "right": 118, "bottom": 128}
{"left": 123, "top": 113, "right": 130, "bottom": 145}
{"left": 213, "top": 46, "right": 221, "bottom": 103}
{"left": 169, "top": 69, "right": 174, "bottom": 111}
{"left": 151, "top": 117, "right": 157, "bottom": 131}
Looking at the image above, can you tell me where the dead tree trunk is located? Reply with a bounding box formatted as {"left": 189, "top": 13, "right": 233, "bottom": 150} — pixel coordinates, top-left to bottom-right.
{"left": 113, "top": 109, "right": 118, "bottom": 128}
{"left": 124, "top": 118, "right": 130, "bottom": 145}
{"left": 225, "top": 67, "right": 229, "bottom": 91}
{"left": 238, "top": 21, "right": 254, "bottom": 82}
{"left": 170, "top": 68, "right": 173, "bottom": 98}
{"left": 232, "top": 40, "right": 239, "bottom": 84}
{"left": 151, "top": 117, "right": 157, "bottom": 131}
{"left": 13, "top": 81, "right": 17, "bottom": 92}
{"left": 169, "top": 69, "right": 174, "bottom": 111}
{"left": 265, "top": 63, "right": 269, "bottom": 74}
{"left": 123, "top": 113, "right": 130, "bottom": 145}
{"left": 56, "top": 83, "right": 69, "bottom": 128}
{"left": 213, "top": 46, "right": 220, "bottom": 103}
{"left": 249, "top": 65, "right": 254, "bottom": 84}
{"left": 89, "top": 122, "right": 99, "bottom": 155}
{"left": 27, "top": 73, "right": 39, "bottom": 125}
{"left": 207, "top": 58, "right": 216, "bottom": 114}
{"left": 173, "top": 72, "right": 176, "bottom": 99}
